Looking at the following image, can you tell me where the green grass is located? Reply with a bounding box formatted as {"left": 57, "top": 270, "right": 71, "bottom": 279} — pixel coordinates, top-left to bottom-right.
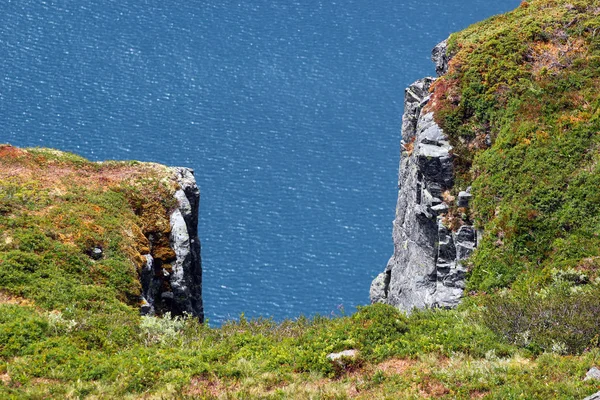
{"left": 1, "top": 302, "right": 600, "bottom": 399}
{"left": 2, "top": 148, "right": 598, "bottom": 398}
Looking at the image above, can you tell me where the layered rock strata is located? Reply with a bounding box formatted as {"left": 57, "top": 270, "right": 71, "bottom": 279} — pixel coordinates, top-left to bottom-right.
{"left": 370, "top": 41, "right": 476, "bottom": 312}
{"left": 140, "top": 167, "right": 204, "bottom": 321}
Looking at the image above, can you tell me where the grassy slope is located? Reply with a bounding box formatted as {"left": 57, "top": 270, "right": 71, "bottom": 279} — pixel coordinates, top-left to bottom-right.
{"left": 2, "top": 1, "right": 600, "bottom": 398}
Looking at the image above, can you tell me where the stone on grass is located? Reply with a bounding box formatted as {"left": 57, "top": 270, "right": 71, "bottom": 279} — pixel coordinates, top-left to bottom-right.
{"left": 327, "top": 349, "right": 359, "bottom": 364}
{"left": 585, "top": 367, "right": 600, "bottom": 381}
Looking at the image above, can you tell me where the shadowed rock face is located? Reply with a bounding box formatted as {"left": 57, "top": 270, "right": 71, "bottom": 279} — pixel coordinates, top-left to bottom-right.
{"left": 370, "top": 41, "right": 476, "bottom": 312}
{"left": 140, "top": 167, "right": 204, "bottom": 322}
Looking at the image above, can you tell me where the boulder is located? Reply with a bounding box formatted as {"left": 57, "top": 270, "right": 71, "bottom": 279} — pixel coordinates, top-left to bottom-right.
{"left": 585, "top": 367, "right": 600, "bottom": 381}
{"left": 327, "top": 349, "right": 359, "bottom": 363}
{"left": 584, "top": 391, "right": 600, "bottom": 400}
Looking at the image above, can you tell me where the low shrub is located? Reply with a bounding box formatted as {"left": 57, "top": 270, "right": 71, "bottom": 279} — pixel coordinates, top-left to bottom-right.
{"left": 479, "top": 285, "right": 600, "bottom": 354}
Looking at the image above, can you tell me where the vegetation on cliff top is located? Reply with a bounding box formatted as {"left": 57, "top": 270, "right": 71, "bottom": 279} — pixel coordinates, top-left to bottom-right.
{"left": 430, "top": 0, "right": 600, "bottom": 294}
{"left": 2, "top": 0, "right": 600, "bottom": 398}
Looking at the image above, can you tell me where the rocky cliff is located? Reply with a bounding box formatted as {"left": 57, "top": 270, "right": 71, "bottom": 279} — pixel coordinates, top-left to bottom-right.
{"left": 370, "top": 42, "right": 476, "bottom": 311}
{"left": 372, "top": 0, "right": 600, "bottom": 312}
{"left": 140, "top": 167, "right": 203, "bottom": 320}
{"left": 0, "top": 145, "right": 203, "bottom": 322}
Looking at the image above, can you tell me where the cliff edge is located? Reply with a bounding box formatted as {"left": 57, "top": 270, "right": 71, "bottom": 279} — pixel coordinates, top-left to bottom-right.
{"left": 0, "top": 145, "right": 203, "bottom": 322}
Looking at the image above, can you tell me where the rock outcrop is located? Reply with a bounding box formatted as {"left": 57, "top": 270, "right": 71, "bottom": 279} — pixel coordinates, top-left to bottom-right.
{"left": 431, "top": 39, "right": 450, "bottom": 77}
{"left": 140, "top": 167, "right": 204, "bottom": 321}
{"left": 370, "top": 41, "right": 476, "bottom": 312}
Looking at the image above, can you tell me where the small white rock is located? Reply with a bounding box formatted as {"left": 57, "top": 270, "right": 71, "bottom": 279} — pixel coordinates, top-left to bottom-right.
{"left": 326, "top": 349, "right": 358, "bottom": 362}
{"left": 585, "top": 367, "right": 600, "bottom": 381}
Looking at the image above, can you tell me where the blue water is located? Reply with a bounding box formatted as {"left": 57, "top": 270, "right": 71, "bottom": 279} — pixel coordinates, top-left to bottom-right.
{"left": 1, "top": 0, "right": 519, "bottom": 325}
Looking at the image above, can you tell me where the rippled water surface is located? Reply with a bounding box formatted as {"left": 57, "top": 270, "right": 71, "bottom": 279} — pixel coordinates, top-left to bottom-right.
{"left": 1, "top": 0, "right": 519, "bottom": 324}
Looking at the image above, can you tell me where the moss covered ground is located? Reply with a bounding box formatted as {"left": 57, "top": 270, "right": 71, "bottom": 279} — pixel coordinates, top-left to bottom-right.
{"left": 2, "top": 0, "right": 600, "bottom": 398}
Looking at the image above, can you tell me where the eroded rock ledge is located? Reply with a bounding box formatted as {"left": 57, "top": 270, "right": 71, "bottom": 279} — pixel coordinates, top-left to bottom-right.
{"left": 140, "top": 167, "right": 204, "bottom": 321}
{"left": 370, "top": 41, "right": 476, "bottom": 312}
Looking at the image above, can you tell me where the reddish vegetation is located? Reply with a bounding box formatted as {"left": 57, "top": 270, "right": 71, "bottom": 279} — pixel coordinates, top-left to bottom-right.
{"left": 0, "top": 144, "right": 171, "bottom": 193}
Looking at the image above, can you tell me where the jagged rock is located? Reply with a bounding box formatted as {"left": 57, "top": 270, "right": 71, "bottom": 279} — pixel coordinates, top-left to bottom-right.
{"left": 370, "top": 40, "right": 477, "bottom": 312}
{"left": 458, "top": 191, "right": 473, "bottom": 208}
{"left": 140, "top": 298, "right": 152, "bottom": 315}
{"left": 432, "top": 39, "right": 450, "bottom": 76}
{"left": 139, "top": 167, "right": 204, "bottom": 322}
{"left": 585, "top": 367, "right": 600, "bottom": 381}
{"left": 370, "top": 271, "right": 390, "bottom": 303}
{"left": 140, "top": 254, "right": 161, "bottom": 316}
{"left": 402, "top": 77, "right": 436, "bottom": 142}
{"left": 168, "top": 167, "right": 204, "bottom": 320}
{"left": 434, "top": 221, "right": 467, "bottom": 308}
{"left": 456, "top": 226, "right": 477, "bottom": 261}
{"left": 437, "top": 224, "right": 456, "bottom": 264}
{"left": 431, "top": 203, "right": 449, "bottom": 216}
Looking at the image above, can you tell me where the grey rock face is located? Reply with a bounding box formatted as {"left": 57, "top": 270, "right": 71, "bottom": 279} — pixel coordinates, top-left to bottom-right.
{"left": 140, "top": 167, "right": 204, "bottom": 322}
{"left": 432, "top": 39, "right": 450, "bottom": 77}
{"left": 585, "top": 367, "right": 600, "bottom": 381}
{"left": 401, "top": 77, "right": 436, "bottom": 143}
{"left": 370, "top": 40, "right": 476, "bottom": 312}
{"left": 370, "top": 271, "right": 390, "bottom": 304}
{"left": 140, "top": 254, "right": 160, "bottom": 316}
{"left": 169, "top": 167, "right": 204, "bottom": 320}
{"left": 458, "top": 190, "right": 473, "bottom": 208}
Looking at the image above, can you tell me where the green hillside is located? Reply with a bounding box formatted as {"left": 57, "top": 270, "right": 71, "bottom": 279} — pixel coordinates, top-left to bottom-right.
{"left": 1, "top": 0, "right": 600, "bottom": 398}
{"left": 430, "top": 0, "right": 600, "bottom": 292}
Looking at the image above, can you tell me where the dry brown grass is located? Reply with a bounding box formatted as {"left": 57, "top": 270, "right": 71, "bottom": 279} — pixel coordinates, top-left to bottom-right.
{"left": 0, "top": 145, "right": 173, "bottom": 194}
{"left": 0, "top": 373, "right": 11, "bottom": 385}
{"left": 376, "top": 358, "right": 415, "bottom": 375}
{"left": 0, "top": 291, "right": 34, "bottom": 307}
{"left": 186, "top": 375, "right": 239, "bottom": 398}
{"left": 529, "top": 37, "right": 587, "bottom": 78}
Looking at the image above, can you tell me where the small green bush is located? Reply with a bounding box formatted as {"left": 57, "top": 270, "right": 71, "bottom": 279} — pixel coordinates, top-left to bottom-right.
{"left": 0, "top": 305, "right": 49, "bottom": 357}
{"left": 139, "top": 313, "right": 189, "bottom": 346}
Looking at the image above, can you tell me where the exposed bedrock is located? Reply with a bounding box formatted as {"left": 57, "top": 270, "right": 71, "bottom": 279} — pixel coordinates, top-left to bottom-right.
{"left": 431, "top": 39, "right": 450, "bottom": 77}
{"left": 140, "top": 167, "right": 204, "bottom": 322}
{"left": 370, "top": 40, "right": 476, "bottom": 312}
